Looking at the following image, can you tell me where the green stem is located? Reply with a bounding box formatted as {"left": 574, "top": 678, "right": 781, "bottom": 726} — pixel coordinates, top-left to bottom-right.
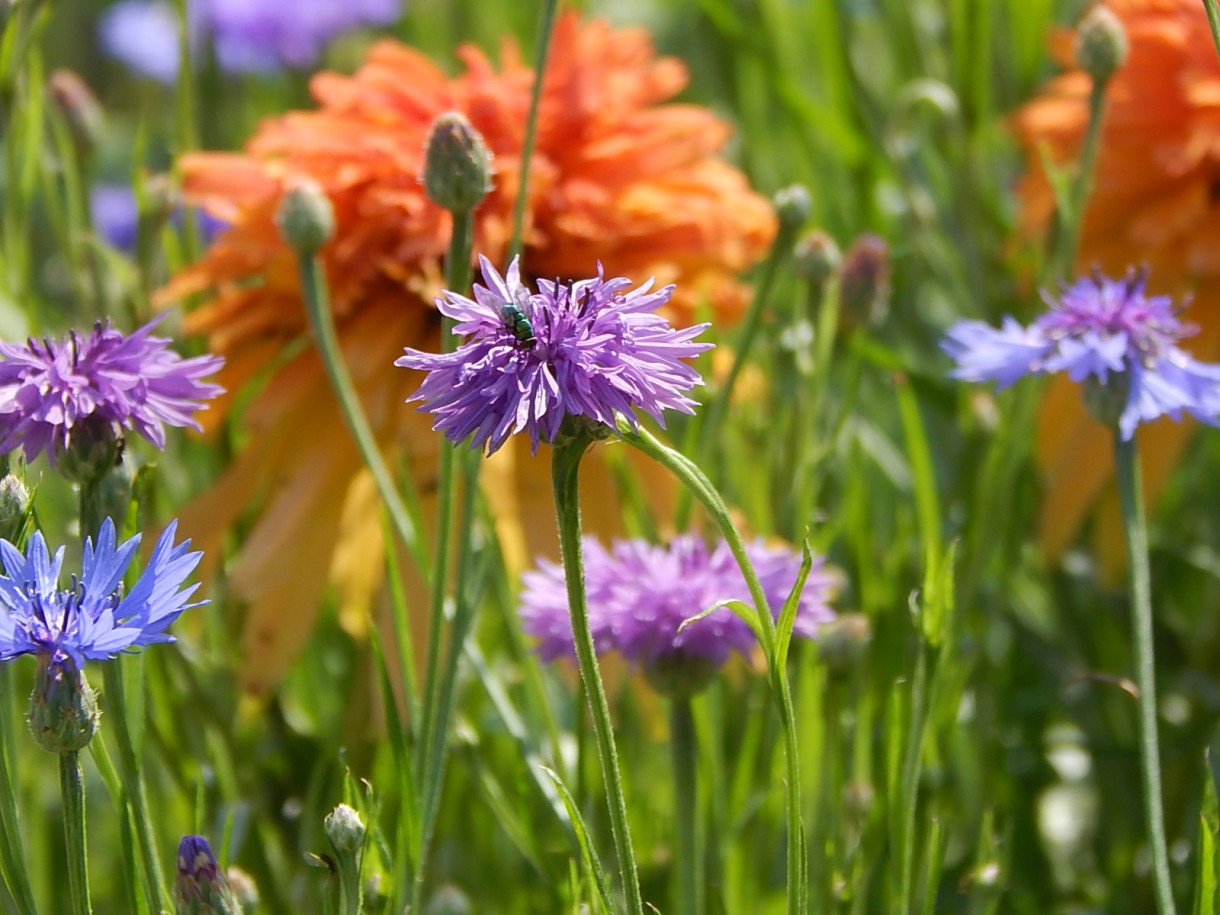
{"left": 294, "top": 253, "right": 423, "bottom": 571}
{"left": 670, "top": 697, "right": 703, "bottom": 915}
{"left": 1049, "top": 77, "right": 1108, "bottom": 281}
{"left": 552, "top": 432, "right": 645, "bottom": 915}
{"left": 413, "top": 206, "right": 476, "bottom": 909}
{"left": 1114, "top": 437, "right": 1177, "bottom": 915}
{"left": 99, "top": 663, "right": 168, "bottom": 913}
{"left": 0, "top": 664, "right": 36, "bottom": 915}
{"left": 620, "top": 423, "right": 805, "bottom": 915}
{"left": 59, "top": 751, "right": 92, "bottom": 915}
{"left": 1205, "top": 0, "right": 1220, "bottom": 61}
{"left": 507, "top": 0, "right": 560, "bottom": 262}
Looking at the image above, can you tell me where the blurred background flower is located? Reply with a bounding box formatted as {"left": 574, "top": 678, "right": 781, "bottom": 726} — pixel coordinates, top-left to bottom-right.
{"left": 156, "top": 13, "right": 778, "bottom": 693}
{"left": 1012, "top": 0, "right": 1220, "bottom": 569}
{"left": 99, "top": 0, "right": 402, "bottom": 80}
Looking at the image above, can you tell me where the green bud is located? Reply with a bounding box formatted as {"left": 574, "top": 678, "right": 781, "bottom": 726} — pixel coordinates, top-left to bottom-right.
{"left": 173, "top": 835, "right": 243, "bottom": 915}
{"left": 324, "top": 803, "right": 366, "bottom": 856}
{"left": 422, "top": 112, "right": 493, "bottom": 213}
{"left": 48, "top": 69, "right": 103, "bottom": 160}
{"left": 1075, "top": 6, "right": 1128, "bottom": 84}
{"left": 275, "top": 179, "right": 336, "bottom": 256}
{"left": 773, "top": 184, "right": 812, "bottom": 231}
{"left": 28, "top": 661, "right": 99, "bottom": 754}
{"left": 793, "top": 229, "right": 841, "bottom": 287}
{"left": 224, "top": 866, "right": 259, "bottom": 914}
{"left": 0, "top": 475, "right": 30, "bottom": 544}
{"left": 54, "top": 416, "right": 122, "bottom": 486}
{"left": 817, "top": 613, "right": 872, "bottom": 674}
{"left": 838, "top": 234, "right": 891, "bottom": 332}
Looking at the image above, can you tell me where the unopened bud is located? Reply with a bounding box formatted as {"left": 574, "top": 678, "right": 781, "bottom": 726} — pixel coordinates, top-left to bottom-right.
{"left": 427, "top": 885, "right": 474, "bottom": 915}
{"left": 793, "top": 230, "right": 841, "bottom": 287}
{"left": 773, "top": 184, "right": 811, "bottom": 231}
{"left": 28, "top": 661, "right": 99, "bottom": 754}
{"left": 422, "top": 112, "right": 492, "bottom": 213}
{"left": 643, "top": 651, "right": 718, "bottom": 699}
{"left": 324, "top": 803, "right": 366, "bottom": 856}
{"left": 225, "top": 866, "right": 259, "bottom": 913}
{"left": 173, "top": 835, "right": 242, "bottom": 915}
{"left": 48, "top": 70, "right": 103, "bottom": 159}
{"left": 0, "top": 475, "right": 30, "bottom": 544}
{"left": 275, "top": 179, "right": 335, "bottom": 255}
{"left": 54, "top": 414, "right": 122, "bottom": 485}
{"left": 839, "top": 234, "right": 891, "bottom": 332}
{"left": 818, "top": 613, "right": 872, "bottom": 674}
{"left": 1075, "top": 6, "right": 1128, "bottom": 84}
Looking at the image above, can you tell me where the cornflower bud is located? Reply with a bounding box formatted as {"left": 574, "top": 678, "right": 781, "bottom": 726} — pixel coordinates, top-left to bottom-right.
{"left": 1075, "top": 6, "right": 1128, "bottom": 84}
{"left": 422, "top": 112, "right": 493, "bottom": 213}
{"left": 0, "top": 474, "right": 30, "bottom": 545}
{"left": 324, "top": 803, "right": 366, "bottom": 855}
{"left": 173, "top": 835, "right": 242, "bottom": 915}
{"left": 48, "top": 69, "right": 103, "bottom": 159}
{"left": 839, "top": 233, "right": 891, "bottom": 332}
{"left": 773, "top": 184, "right": 812, "bottom": 231}
{"left": 276, "top": 179, "right": 336, "bottom": 255}
{"left": 793, "top": 229, "right": 841, "bottom": 288}
{"left": 28, "top": 661, "right": 99, "bottom": 754}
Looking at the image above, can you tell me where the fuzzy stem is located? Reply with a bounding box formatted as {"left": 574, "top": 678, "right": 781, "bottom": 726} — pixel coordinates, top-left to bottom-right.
{"left": 671, "top": 697, "right": 703, "bottom": 915}
{"left": 0, "top": 662, "right": 36, "bottom": 915}
{"left": 552, "top": 432, "right": 645, "bottom": 915}
{"left": 622, "top": 423, "right": 806, "bottom": 915}
{"left": 59, "top": 751, "right": 92, "bottom": 915}
{"left": 1114, "top": 436, "right": 1177, "bottom": 915}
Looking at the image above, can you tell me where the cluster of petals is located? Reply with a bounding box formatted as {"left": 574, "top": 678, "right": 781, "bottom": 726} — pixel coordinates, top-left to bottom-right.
{"left": 397, "top": 256, "right": 711, "bottom": 454}
{"left": 520, "top": 535, "right": 836, "bottom": 669}
{"left": 942, "top": 270, "right": 1220, "bottom": 440}
{"left": 0, "top": 318, "right": 224, "bottom": 465}
{"left": 0, "top": 519, "right": 204, "bottom": 672}
{"left": 100, "top": 0, "right": 401, "bottom": 81}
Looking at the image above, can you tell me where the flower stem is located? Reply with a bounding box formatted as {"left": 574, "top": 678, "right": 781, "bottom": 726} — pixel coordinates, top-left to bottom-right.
{"left": 670, "top": 696, "right": 703, "bottom": 915}
{"left": 552, "top": 432, "right": 645, "bottom": 915}
{"left": 507, "top": 0, "right": 560, "bottom": 262}
{"left": 621, "top": 423, "right": 805, "bottom": 915}
{"left": 59, "top": 750, "right": 93, "bottom": 915}
{"left": 1049, "top": 74, "right": 1109, "bottom": 281}
{"left": 0, "top": 663, "right": 36, "bottom": 915}
{"left": 1113, "top": 436, "right": 1177, "bottom": 915}
{"left": 294, "top": 251, "right": 422, "bottom": 576}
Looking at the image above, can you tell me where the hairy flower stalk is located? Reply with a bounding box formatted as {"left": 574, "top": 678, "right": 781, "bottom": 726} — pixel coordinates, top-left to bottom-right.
{"left": 941, "top": 270, "right": 1220, "bottom": 915}
{"left": 401, "top": 257, "right": 714, "bottom": 914}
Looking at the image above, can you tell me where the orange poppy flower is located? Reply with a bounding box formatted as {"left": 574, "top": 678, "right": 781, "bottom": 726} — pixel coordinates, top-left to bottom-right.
{"left": 157, "top": 13, "right": 777, "bottom": 694}
{"left": 1011, "top": 0, "right": 1220, "bottom": 568}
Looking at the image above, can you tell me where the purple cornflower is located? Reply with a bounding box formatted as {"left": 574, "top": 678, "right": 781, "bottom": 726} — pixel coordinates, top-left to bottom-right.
{"left": 396, "top": 256, "right": 712, "bottom": 454}
{"left": 0, "top": 318, "right": 224, "bottom": 466}
{"left": 941, "top": 269, "right": 1220, "bottom": 440}
{"left": 0, "top": 518, "right": 203, "bottom": 673}
{"left": 520, "top": 535, "right": 836, "bottom": 673}
{"left": 100, "top": 0, "right": 402, "bottom": 81}
{"left": 173, "top": 835, "right": 241, "bottom": 914}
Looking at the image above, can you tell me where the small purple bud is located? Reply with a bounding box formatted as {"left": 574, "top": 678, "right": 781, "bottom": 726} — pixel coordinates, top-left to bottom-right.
{"left": 173, "top": 835, "right": 242, "bottom": 915}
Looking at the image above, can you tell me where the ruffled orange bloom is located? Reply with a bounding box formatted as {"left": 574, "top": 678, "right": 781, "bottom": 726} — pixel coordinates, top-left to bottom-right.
{"left": 1012, "top": 0, "right": 1220, "bottom": 566}
{"left": 158, "top": 13, "right": 777, "bottom": 693}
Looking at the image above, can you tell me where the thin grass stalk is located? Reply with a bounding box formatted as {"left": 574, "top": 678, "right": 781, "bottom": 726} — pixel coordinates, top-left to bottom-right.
{"left": 552, "top": 431, "right": 645, "bottom": 915}
{"left": 1114, "top": 437, "right": 1178, "bottom": 915}
{"left": 507, "top": 0, "right": 560, "bottom": 263}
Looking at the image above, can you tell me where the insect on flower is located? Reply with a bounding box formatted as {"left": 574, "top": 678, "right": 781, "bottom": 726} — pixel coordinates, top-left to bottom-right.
{"left": 501, "top": 286, "right": 536, "bottom": 348}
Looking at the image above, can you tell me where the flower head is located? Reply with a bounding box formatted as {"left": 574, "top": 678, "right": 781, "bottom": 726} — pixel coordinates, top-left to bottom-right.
{"left": 0, "top": 318, "right": 224, "bottom": 468}
{"left": 100, "top": 0, "right": 401, "bottom": 81}
{"left": 157, "top": 14, "right": 776, "bottom": 693}
{"left": 1011, "top": 0, "right": 1220, "bottom": 557}
{"left": 0, "top": 518, "right": 204, "bottom": 673}
{"left": 398, "top": 256, "right": 711, "bottom": 454}
{"left": 943, "top": 270, "right": 1220, "bottom": 440}
{"left": 520, "top": 535, "right": 836, "bottom": 675}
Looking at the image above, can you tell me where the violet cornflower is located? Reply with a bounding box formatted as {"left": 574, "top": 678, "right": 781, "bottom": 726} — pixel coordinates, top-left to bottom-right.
{"left": 520, "top": 536, "right": 835, "bottom": 682}
{"left": 0, "top": 518, "right": 203, "bottom": 673}
{"left": 397, "top": 256, "right": 712, "bottom": 454}
{"left": 0, "top": 318, "right": 223, "bottom": 466}
{"left": 100, "top": 0, "right": 402, "bottom": 81}
{"left": 942, "top": 269, "right": 1220, "bottom": 439}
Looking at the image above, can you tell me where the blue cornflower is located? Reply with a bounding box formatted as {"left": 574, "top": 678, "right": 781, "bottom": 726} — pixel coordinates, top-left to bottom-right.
{"left": 941, "top": 269, "right": 1220, "bottom": 439}
{"left": 0, "top": 518, "right": 203, "bottom": 673}
{"left": 396, "top": 256, "right": 712, "bottom": 454}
